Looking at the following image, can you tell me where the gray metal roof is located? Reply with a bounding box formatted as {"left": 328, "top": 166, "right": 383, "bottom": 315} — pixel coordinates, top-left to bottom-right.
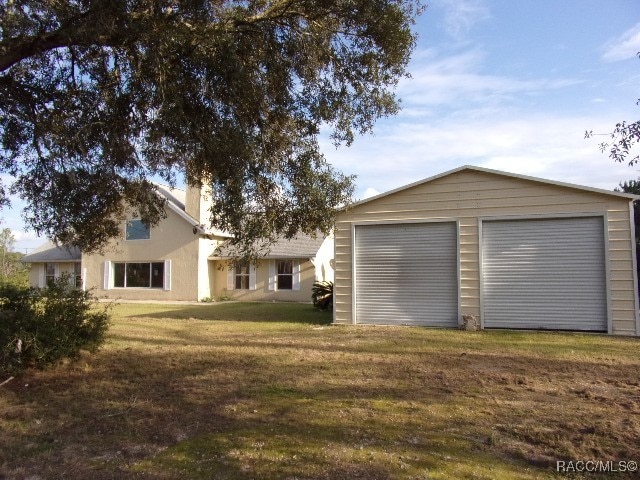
{"left": 212, "top": 234, "right": 325, "bottom": 259}
{"left": 21, "top": 241, "right": 81, "bottom": 263}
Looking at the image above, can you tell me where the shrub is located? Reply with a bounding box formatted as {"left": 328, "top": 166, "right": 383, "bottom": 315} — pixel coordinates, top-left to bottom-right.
{"left": 312, "top": 281, "right": 333, "bottom": 310}
{"left": 0, "top": 276, "right": 110, "bottom": 376}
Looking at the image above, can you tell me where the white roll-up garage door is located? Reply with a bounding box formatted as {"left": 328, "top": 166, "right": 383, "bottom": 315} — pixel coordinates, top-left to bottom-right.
{"left": 354, "top": 222, "right": 459, "bottom": 326}
{"left": 482, "top": 217, "right": 607, "bottom": 331}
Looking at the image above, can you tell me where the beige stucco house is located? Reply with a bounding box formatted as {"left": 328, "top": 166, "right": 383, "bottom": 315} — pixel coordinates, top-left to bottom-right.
{"left": 334, "top": 166, "right": 640, "bottom": 336}
{"left": 22, "top": 184, "right": 333, "bottom": 302}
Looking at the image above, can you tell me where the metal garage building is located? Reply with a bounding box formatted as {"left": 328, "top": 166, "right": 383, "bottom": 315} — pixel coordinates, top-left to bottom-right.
{"left": 333, "top": 166, "right": 639, "bottom": 336}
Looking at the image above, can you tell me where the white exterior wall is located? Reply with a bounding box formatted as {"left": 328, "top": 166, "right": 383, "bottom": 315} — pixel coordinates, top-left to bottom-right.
{"left": 197, "top": 237, "right": 217, "bottom": 300}
{"left": 314, "top": 234, "right": 335, "bottom": 283}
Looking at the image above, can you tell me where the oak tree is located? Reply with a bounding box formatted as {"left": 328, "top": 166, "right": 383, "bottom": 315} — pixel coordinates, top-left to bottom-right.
{"left": 0, "top": 0, "right": 421, "bottom": 255}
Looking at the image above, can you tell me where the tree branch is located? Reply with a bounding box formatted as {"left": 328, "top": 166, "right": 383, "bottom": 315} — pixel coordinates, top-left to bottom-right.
{"left": 0, "top": 3, "right": 130, "bottom": 73}
{"left": 1, "top": 29, "right": 72, "bottom": 72}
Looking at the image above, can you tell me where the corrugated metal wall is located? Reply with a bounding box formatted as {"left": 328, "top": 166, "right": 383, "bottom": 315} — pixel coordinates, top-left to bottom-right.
{"left": 334, "top": 168, "right": 638, "bottom": 335}
{"left": 354, "top": 222, "right": 459, "bottom": 326}
{"left": 481, "top": 217, "right": 607, "bottom": 331}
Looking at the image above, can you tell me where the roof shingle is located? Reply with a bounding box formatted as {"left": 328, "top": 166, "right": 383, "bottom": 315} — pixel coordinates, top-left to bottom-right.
{"left": 21, "top": 241, "right": 81, "bottom": 263}
{"left": 212, "top": 234, "right": 325, "bottom": 259}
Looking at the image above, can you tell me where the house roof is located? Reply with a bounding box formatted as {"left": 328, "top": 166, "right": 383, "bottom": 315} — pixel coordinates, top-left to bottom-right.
{"left": 211, "top": 234, "right": 325, "bottom": 260}
{"left": 155, "top": 184, "right": 187, "bottom": 209}
{"left": 348, "top": 165, "right": 639, "bottom": 209}
{"left": 154, "top": 183, "right": 232, "bottom": 238}
{"left": 21, "top": 241, "right": 81, "bottom": 263}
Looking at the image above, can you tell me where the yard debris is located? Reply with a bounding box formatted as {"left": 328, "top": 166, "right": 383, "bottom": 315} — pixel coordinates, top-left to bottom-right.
{"left": 100, "top": 396, "right": 138, "bottom": 418}
{"left": 0, "top": 376, "right": 14, "bottom": 387}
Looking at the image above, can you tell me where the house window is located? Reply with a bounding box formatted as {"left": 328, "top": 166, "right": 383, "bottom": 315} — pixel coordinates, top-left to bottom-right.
{"left": 125, "top": 219, "right": 150, "bottom": 240}
{"left": 74, "top": 262, "right": 82, "bottom": 288}
{"left": 235, "top": 263, "right": 250, "bottom": 290}
{"left": 113, "top": 262, "right": 164, "bottom": 288}
{"left": 277, "top": 260, "right": 293, "bottom": 290}
{"left": 44, "top": 263, "right": 56, "bottom": 285}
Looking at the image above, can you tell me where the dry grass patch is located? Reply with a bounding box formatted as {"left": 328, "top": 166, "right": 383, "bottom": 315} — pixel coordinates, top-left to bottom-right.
{"left": 1, "top": 302, "right": 639, "bottom": 479}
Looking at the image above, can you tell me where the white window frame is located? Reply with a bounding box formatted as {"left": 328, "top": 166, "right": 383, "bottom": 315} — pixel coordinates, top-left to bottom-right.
{"left": 43, "top": 262, "right": 58, "bottom": 286}
{"left": 268, "top": 259, "right": 301, "bottom": 291}
{"left": 104, "top": 260, "right": 171, "bottom": 290}
{"left": 235, "top": 262, "right": 250, "bottom": 290}
{"left": 226, "top": 263, "right": 257, "bottom": 291}
{"left": 73, "top": 262, "right": 82, "bottom": 288}
{"left": 277, "top": 260, "right": 294, "bottom": 290}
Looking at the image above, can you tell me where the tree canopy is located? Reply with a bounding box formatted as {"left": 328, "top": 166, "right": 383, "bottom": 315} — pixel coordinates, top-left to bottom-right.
{"left": 586, "top": 112, "right": 640, "bottom": 166}
{"left": 0, "top": 0, "right": 421, "bottom": 255}
{"left": 0, "top": 226, "right": 28, "bottom": 285}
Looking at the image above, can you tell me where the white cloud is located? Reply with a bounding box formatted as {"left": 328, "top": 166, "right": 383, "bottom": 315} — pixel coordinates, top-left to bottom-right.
{"left": 338, "top": 48, "right": 593, "bottom": 197}
{"left": 360, "top": 187, "right": 381, "bottom": 200}
{"left": 399, "top": 49, "right": 581, "bottom": 110}
{"left": 323, "top": 111, "right": 639, "bottom": 198}
{"left": 12, "top": 230, "right": 39, "bottom": 242}
{"left": 601, "top": 22, "right": 640, "bottom": 62}
{"left": 435, "top": 0, "right": 491, "bottom": 40}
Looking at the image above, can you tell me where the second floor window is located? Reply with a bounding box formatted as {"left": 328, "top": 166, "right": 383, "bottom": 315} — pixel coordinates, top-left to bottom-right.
{"left": 125, "top": 219, "right": 150, "bottom": 240}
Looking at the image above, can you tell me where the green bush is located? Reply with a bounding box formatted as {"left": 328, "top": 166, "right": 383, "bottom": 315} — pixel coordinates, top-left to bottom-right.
{"left": 0, "top": 276, "right": 110, "bottom": 376}
{"left": 312, "top": 281, "right": 333, "bottom": 310}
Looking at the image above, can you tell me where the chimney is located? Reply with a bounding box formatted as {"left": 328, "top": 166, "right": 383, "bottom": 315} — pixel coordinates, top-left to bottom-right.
{"left": 185, "top": 183, "right": 213, "bottom": 226}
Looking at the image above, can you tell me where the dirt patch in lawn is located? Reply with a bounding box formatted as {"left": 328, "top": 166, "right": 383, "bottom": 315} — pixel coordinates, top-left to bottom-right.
{"left": 1, "top": 304, "right": 639, "bottom": 479}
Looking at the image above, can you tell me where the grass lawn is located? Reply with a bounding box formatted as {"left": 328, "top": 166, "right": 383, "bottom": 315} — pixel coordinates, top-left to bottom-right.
{"left": 1, "top": 302, "right": 639, "bottom": 479}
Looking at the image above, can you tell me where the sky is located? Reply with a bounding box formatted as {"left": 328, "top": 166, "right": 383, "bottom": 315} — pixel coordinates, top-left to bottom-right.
{"left": 2, "top": 0, "right": 640, "bottom": 252}
{"left": 322, "top": 0, "right": 640, "bottom": 198}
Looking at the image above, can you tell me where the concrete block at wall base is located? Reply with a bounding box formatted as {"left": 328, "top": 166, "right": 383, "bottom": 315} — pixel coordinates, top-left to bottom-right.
{"left": 461, "top": 314, "right": 480, "bottom": 331}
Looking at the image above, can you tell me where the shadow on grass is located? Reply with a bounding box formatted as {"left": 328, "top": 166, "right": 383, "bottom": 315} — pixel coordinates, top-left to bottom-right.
{"left": 118, "top": 302, "right": 333, "bottom": 325}
{"left": 0, "top": 350, "right": 517, "bottom": 479}
{"left": 2, "top": 324, "right": 640, "bottom": 479}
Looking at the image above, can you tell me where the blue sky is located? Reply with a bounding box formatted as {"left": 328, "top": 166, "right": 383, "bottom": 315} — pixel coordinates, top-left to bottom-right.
{"left": 3, "top": 0, "right": 640, "bottom": 252}
{"left": 322, "top": 0, "right": 640, "bottom": 198}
